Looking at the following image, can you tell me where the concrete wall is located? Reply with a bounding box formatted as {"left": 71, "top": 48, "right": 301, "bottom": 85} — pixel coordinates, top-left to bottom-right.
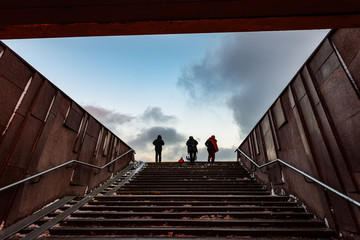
{"left": 238, "top": 28, "right": 360, "bottom": 238}
{"left": 0, "top": 42, "right": 135, "bottom": 226}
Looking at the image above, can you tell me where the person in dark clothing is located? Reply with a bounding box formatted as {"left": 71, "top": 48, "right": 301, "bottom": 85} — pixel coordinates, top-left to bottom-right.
{"left": 186, "top": 136, "right": 198, "bottom": 165}
{"left": 205, "top": 135, "right": 218, "bottom": 164}
{"left": 153, "top": 135, "right": 164, "bottom": 163}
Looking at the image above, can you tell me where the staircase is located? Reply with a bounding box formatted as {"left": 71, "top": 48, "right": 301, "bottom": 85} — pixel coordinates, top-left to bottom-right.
{"left": 6, "top": 162, "right": 336, "bottom": 239}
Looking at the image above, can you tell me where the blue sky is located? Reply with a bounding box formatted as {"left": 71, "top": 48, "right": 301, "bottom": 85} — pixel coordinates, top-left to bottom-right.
{"left": 3, "top": 30, "right": 329, "bottom": 162}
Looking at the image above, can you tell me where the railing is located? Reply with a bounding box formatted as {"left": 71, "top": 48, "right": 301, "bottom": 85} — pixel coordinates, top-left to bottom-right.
{"left": 235, "top": 148, "right": 360, "bottom": 208}
{"left": 0, "top": 149, "right": 135, "bottom": 193}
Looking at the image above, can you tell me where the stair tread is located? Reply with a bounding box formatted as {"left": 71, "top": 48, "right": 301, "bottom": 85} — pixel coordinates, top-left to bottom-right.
{"left": 67, "top": 211, "right": 314, "bottom": 218}
{"left": 95, "top": 194, "right": 286, "bottom": 197}
{"left": 51, "top": 227, "right": 331, "bottom": 230}
{"left": 115, "top": 191, "right": 270, "bottom": 194}
{"left": 75, "top": 206, "right": 304, "bottom": 211}
{"left": 84, "top": 201, "right": 296, "bottom": 205}
{"left": 58, "top": 218, "right": 323, "bottom": 223}
{"left": 47, "top": 226, "right": 335, "bottom": 237}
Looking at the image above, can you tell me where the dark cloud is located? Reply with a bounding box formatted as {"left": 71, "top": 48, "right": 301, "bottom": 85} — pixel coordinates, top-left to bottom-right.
{"left": 83, "top": 105, "right": 185, "bottom": 161}
{"left": 195, "top": 146, "right": 238, "bottom": 162}
{"left": 177, "top": 30, "right": 329, "bottom": 137}
{"left": 128, "top": 126, "right": 187, "bottom": 162}
{"left": 216, "top": 146, "right": 238, "bottom": 161}
{"left": 142, "top": 107, "right": 176, "bottom": 122}
{"left": 128, "top": 126, "right": 186, "bottom": 149}
{"left": 227, "top": 93, "right": 266, "bottom": 136}
{"left": 84, "top": 105, "right": 133, "bottom": 131}
{"left": 129, "top": 126, "right": 237, "bottom": 162}
{"left": 167, "top": 144, "right": 188, "bottom": 162}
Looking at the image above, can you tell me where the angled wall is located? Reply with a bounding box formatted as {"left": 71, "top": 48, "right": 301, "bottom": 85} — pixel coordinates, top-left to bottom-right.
{"left": 238, "top": 28, "right": 360, "bottom": 238}
{"left": 0, "top": 42, "right": 135, "bottom": 226}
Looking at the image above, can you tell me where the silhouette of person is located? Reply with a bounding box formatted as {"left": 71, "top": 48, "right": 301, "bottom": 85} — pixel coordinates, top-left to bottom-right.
{"left": 153, "top": 135, "right": 164, "bottom": 163}
{"left": 186, "top": 136, "right": 198, "bottom": 165}
{"left": 205, "top": 135, "right": 218, "bottom": 164}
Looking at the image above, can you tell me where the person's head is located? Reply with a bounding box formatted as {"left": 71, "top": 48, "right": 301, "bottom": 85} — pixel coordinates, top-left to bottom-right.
{"left": 211, "top": 135, "right": 215, "bottom": 139}
{"left": 157, "top": 135, "right": 162, "bottom": 139}
{"left": 189, "top": 136, "right": 193, "bottom": 139}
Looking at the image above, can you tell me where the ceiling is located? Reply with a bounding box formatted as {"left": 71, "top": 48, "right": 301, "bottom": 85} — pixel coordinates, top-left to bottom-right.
{"left": 1, "top": 0, "right": 360, "bottom": 39}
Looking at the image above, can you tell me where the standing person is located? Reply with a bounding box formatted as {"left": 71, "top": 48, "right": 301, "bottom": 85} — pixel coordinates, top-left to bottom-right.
{"left": 153, "top": 135, "right": 164, "bottom": 163}
{"left": 186, "top": 136, "right": 198, "bottom": 165}
{"left": 205, "top": 135, "right": 219, "bottom": 164}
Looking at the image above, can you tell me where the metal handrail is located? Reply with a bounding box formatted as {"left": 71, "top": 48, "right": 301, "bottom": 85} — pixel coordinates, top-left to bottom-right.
{"left": 235, "top": 148, "right": 360, "bottom": 208}
{"left": 0, "top": 149, "right": 135, "bottom": 193}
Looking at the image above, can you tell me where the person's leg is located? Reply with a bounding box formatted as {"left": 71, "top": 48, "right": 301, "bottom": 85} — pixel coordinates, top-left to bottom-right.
{"left": 155, "top": 151, "right": 159, "bottom": 162}
{"left": 190, "top": 152, "right": 193, "bottom": 165}
{"left": 210, "top": 150, "right": 215, "bottom": 164}
{"left": 159, "top": 150, "right": 162, "bottom": 163}
{"left": 207, "top": 150, "right": 211, "bottom": 162}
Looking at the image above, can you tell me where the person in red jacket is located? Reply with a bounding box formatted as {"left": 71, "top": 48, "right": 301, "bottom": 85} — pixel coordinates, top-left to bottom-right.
{"left": 205, "top": 135, "right": 218, "bottom": 164}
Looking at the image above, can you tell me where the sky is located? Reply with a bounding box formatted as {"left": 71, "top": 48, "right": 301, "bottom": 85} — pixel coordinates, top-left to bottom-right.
{"left": 3, "top": 30, "right": 329, "bottom": 162}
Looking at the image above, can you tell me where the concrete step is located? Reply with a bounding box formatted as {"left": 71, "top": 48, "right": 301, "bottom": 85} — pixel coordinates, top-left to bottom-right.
{"left": 67, "top": 205, "right": 305, "bottom": 213}
{"left": 36, "top": 218, "right": 326, "bottom": 228}
{"left": 72, "top": 200, "right": 299, "bottom": 207}
{"left": 115, "top": 190, "right": 271, "bottom": 195}
{"left": 92, "top": 195, "right": 291, "bottom": 202}
{"left": 120, "top": 186, "right": 266, "bottom": 191}
{"left": 44, "top": 226, "right": 335, "bottom": 238}
{"left": 122, "top": 183, "right": 264, "bottom": 187}
{"left": 50, "top": 211, "right": 315, "bottom": 219}
{"left": 138, "top": 170, "right": 250, "bottom": 174}
{"left": 132, "top": 176, "right": 252, "bottom": 179}
{"left": 126, "top": 181, "right": 261, "bottom": 185}
{"left": 138, "top": 172, "right": 250, "bottom": 175}
{"left": 128, "top": 179, "right": 259, "bottom": 184}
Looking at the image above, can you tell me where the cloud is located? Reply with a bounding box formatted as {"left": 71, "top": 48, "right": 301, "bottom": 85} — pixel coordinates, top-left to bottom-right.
{"left": 83, "top": 105, "right": 134, "bottom": 131}
{"left": 195, "top": 145, "right": 238, "bottom": 162}
{"left": 177, "top": 30, "right": 329, "bottom": 138}
{"left": 141, "top": 106, "right": 176, "bottom": 122}
{"left": 216, "top": 146, "right": 238, "bottom": 161}
{"left": 129, "top": 126, "right": 186, "bottom": 148}
{"left": 128, "top": 126, "right": 187, "bottom": 162}
{"left": 82, "top": 105, "right": 187, "bottom": 161}
{"left": 227, "top": 92, "right": 266, "bottom": 136}
{"left": 83, "top": 104, "right": 240, "bottom": 162}
{"left": 84, "top": 105, "right": 177, "bottom": 134}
